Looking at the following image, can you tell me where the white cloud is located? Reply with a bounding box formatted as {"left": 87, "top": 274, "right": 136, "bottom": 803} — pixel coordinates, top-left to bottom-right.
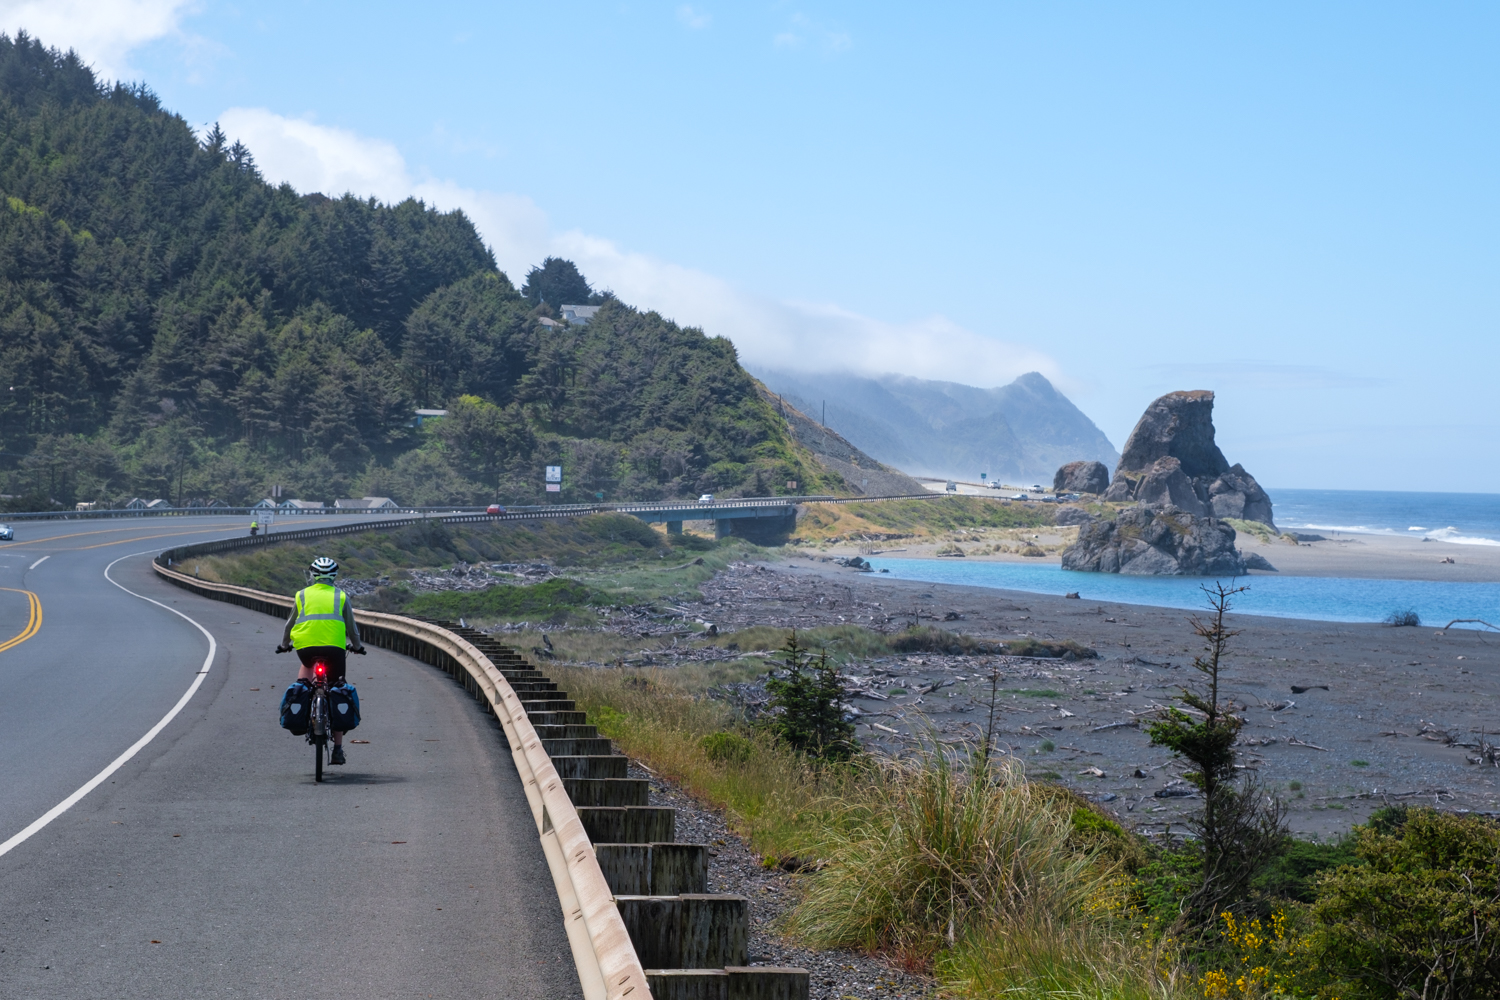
{"left": 772, "top": 11, "right": 851, "bottom": 53}
{"left": 0, "top": 0, "right": 193, "bottom": 81}
{"left": 218, "top": 108, "right": 412, "bottom": 203}
{"left": 676, "top": 4, "right": 711, "bottom": 29}
{"left": 222, "top": 107, "right": 1055, "bottom": 390}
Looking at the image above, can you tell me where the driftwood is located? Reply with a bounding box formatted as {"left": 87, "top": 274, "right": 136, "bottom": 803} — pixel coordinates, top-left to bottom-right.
{"left": 1443, "top": 618, "right": 1500, "bottom": 631}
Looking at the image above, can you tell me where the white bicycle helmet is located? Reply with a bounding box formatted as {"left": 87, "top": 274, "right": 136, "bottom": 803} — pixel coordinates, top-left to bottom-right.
{"left": 308, "top": 556, "right": 339, "bottom": 581}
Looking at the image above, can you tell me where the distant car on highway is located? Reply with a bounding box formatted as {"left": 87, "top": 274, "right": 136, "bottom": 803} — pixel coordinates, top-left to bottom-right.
{"left": 1012, "top": 493, "right": 1030, "bottom": 500}
{"left": 0, "top": 524, "right": 11, "bottom": 541}
{"left": 486, "top": 504, "right": 506, "bottom": 515}
{"left": 698, "top": 494, "right": 715, "bottom": 503}
{"left": 988, "top": 481, "right": 1005, "bottom": 489}
{"left": 1031, "top": 484, "right": 1045, "bottom": 492}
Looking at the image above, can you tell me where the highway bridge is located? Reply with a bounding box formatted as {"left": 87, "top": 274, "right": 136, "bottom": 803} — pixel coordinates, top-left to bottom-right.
{"left": 0, "top": 514, "right": 808, "bottom": 998}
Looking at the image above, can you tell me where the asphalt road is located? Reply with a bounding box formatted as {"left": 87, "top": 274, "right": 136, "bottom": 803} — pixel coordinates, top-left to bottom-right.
{"left": 0, "top": 517, "right": 580, "bottom": 999}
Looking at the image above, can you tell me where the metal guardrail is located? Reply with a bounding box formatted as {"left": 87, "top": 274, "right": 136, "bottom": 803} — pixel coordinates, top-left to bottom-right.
{"left": 151, "top": 561, "right": 652, "bottom": 1000}
{"left": 0, "top": 494, "right": 853, "bottom": 523}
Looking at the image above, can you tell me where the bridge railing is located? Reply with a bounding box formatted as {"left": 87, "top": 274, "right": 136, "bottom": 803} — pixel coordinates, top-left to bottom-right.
{"left": 0, "top": 491, "right": 951, "bottom": 523}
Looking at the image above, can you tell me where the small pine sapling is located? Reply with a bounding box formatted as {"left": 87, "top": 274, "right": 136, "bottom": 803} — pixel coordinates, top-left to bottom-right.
{"left": 1146, "top": 582, "right": 1286, "bottom": 927}
{"left": 763, "top": 629, "right": 858, "bottom": 762}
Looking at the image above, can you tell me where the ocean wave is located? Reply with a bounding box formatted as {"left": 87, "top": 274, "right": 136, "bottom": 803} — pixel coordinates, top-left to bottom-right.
{"left": 1287, "top": 522, "right": 1403, "bottom": 536}
{"left": 1282, "top": 522, "right": 1500, "bottom": 546}
{"left": 1424, "top": 527, "right": 1500, "bottom": 547}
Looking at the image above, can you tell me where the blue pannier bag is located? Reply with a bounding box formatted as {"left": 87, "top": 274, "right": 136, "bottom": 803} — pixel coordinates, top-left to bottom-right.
{"left": 280, "top": 680, "right": 312, "bottom": 735}
{"left": 328, "top": 682, "right": 361, "bottom": 731}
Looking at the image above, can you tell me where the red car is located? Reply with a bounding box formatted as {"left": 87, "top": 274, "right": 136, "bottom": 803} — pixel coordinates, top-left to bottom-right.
{"left": 486, "top": 504, "right": 506, "bottom": 515}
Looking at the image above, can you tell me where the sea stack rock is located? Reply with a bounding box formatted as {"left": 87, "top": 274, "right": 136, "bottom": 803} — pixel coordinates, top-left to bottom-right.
{"left": 1061, "top": 505, "right": 1246, "bottom": 576}
{"left": 1101, "top": 390, "right": 1274, "bottom": 528}
{"left": 1053, "top": 460, "right": 1110, "bottom": 495}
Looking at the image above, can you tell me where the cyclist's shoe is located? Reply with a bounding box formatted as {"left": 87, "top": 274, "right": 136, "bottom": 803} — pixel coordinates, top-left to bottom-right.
{"left": 330, "top": 745, "right": 347, "bottom": 765}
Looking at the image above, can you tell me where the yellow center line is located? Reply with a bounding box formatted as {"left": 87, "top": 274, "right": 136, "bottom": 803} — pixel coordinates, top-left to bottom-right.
{"left": 0, "top": 587, "right": 41, "bottom": 653}
{"left": 75, "top": 527, "right": 259, "bottom": 550}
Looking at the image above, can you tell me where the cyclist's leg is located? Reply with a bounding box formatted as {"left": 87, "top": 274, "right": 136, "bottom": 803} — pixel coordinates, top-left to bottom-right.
{"left": 326, "top": 648, "right": 349, "bottom": 745}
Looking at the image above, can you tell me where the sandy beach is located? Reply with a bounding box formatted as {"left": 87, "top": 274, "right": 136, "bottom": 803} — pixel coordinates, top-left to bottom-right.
{"left": 849, "top": 520, "right": 1500, "bottom": 583}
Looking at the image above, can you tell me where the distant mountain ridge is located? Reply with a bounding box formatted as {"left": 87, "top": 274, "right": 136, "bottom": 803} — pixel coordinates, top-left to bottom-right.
{"left": 748, "top": 368, "right": 1120, "bottom": 483}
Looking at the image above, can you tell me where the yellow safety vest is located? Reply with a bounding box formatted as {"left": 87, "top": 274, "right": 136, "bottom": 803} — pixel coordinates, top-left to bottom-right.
{"left": 290, "top": 583, "right": 347, "bottom": 649}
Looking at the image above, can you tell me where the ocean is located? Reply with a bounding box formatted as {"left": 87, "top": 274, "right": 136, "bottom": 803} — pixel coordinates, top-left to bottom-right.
{"left": 865, "top": 488, "right": 1500, "bottom": 628}
{"left": 1271, "top": 488, "right": 1500, "bottom": 547}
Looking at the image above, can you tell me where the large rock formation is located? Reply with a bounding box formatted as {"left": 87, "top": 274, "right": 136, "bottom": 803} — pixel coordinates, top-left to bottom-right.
{"left": 1053, "top": 460, "right": 1110, "bottom": 495}
{"left": 1101, "top": 391, "right": 1274, "bottom": 527}
{"left": 1061, "top": 505, "right": 1246, "bottom": 576}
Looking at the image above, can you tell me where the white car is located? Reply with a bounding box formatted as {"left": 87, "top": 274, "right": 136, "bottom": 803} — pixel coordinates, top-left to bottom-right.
{"left": 0, "top": 524, "right": 11, "bottom": 540}
{"left": 698, "top": 494, "right": 715, "bottom": 503}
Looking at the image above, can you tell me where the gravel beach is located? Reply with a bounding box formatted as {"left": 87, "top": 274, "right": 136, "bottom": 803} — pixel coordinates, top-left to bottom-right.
{"left": 680, "top": 544, "right": 1500, "bottom": 839}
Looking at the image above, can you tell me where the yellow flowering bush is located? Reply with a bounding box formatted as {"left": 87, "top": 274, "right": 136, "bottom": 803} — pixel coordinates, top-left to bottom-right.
{"left": 1195, "top": 909, "right": 1327, "bottom": 999}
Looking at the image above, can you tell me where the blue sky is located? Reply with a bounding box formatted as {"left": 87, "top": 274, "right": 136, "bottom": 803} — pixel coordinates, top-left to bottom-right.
{"left": 7, "top": 2, "right": 1499, "bottom": 491}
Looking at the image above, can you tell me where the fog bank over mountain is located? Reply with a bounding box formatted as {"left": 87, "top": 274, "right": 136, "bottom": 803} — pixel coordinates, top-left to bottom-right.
{"left": 749, "top": 368, "right": 1120, "bottom": 484}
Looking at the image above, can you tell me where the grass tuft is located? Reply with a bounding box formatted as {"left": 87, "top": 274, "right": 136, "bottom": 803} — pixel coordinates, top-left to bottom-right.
{"left": 784, "top": 744, "right": 1100, "bottom": 967}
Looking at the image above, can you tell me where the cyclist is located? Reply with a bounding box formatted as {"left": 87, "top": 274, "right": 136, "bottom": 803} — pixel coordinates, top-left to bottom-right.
{"left": 276, "top": 556, "right": 366, "bottom": 764}
{"left": 249, "top": 518, "right": 259, "bottom": 536}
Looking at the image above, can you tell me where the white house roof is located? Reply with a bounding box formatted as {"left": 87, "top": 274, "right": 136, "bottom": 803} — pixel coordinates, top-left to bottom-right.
{"left": 333, "top": 497, "right": 399, "bottom": 509}
{"left": 413, "top": 409, "right": 448, "bottom": 417}
{"left": 560, "top": 304, "right": 600, "bottom": 324}
{"left": 278, "top": 499, "right": 325, "bottom": 509}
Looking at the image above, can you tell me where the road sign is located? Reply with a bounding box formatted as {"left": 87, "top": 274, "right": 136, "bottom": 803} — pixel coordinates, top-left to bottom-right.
{"left": 545, "top": 465, "right": 562, "bottom": 483}
{"left": 545, "top": 484, "right": 560, "bottom": 492}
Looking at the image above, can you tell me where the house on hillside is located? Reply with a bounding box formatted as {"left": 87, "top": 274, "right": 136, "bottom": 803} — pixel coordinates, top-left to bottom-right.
{"left": 410, "top": 408, "right": 448, "bottom": 428}
{"left": 145, "top": 499, "right": 172, "bottom": 509}
{"left": 561, "top": 304, "right": 599, "bottom": 325}
{"left": 278, "top": 499, "right": 325, "bottom": 511}
{"left": 334, "top": 497, "right": 399, "bottom": 510}
{"left": 251, "top": 498, "right": 277, "bottom": 509}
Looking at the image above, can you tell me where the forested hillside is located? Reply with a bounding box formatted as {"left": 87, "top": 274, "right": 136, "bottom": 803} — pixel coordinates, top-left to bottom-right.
{"left": 0, "top": 33, "right": 838, "bottom": 508}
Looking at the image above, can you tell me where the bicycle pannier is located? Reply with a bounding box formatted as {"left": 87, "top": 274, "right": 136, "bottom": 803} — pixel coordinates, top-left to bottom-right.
{"left": 279, "top": 680, "right": 313, "bottom": 735}
{"left": 328, "top": 682, "right": 361, "bottom": 731}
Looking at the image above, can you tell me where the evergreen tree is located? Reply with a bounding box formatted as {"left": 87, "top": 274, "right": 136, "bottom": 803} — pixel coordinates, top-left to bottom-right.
{"left": 762, "top": 630, "right": 858, "bottom": 762}
{"left": 521, "top": 256, "right": 593, "bottom": 307}
{"left": 0, "top": 31, "right": 841, "bottom": 508}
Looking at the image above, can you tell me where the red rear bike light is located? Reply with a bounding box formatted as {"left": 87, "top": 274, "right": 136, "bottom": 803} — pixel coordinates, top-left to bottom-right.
{"left": 314, "top": 662, "right": 326, "bottom": 677}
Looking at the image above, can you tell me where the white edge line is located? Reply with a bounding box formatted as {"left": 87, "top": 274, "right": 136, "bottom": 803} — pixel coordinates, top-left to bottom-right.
{"left": 28, "top": 555, "right": 48, "bottom": 570}
{"left": 0, "top": 549, "right": 216, "bottom": 859}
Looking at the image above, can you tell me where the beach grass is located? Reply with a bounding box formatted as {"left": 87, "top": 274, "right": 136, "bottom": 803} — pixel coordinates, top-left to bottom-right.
{"left": 793, "top": 495, "right": 1055, "bottom": 544}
